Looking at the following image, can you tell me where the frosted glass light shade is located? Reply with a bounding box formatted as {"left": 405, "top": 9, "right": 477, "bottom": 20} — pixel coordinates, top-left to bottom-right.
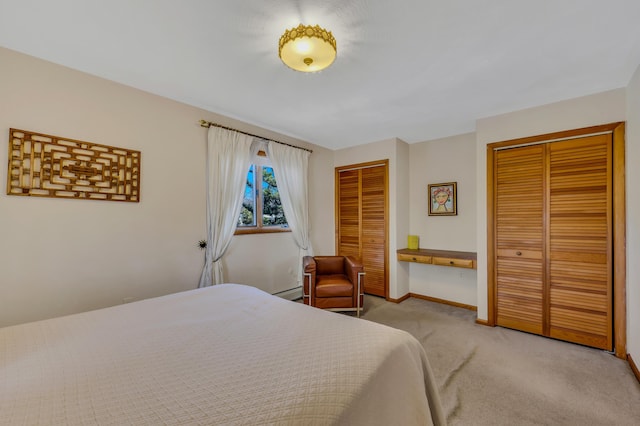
{"left": 278, "top": 24, "right": 337, "bottom": 72}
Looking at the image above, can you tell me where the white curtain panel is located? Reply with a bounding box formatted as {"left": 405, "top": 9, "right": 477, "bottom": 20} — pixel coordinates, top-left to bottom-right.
{"left": 267, "top": 141, "right": 313, "bottom": 285}
{"left": 198, "top": 127, "right": 254, "bottom": 288}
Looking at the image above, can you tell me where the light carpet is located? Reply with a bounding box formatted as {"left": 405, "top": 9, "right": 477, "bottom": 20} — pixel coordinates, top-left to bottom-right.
{"left": 360, "top": 295, "right": 640, "bottom": 426}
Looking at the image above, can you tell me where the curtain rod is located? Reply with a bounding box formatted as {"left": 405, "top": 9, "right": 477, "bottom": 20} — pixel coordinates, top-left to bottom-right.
{"left": 199, "top": 120, "right": 313, "bottom": 153}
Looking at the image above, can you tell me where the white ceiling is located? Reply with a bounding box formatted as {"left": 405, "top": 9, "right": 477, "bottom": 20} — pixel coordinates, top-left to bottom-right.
{"left": 1, "top": 0, "right": 640, "bottom": 150}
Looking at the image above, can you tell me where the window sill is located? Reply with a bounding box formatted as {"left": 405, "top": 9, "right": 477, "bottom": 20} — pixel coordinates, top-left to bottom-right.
{"left": 235, "top": 227, "right": 291, "bottom": 236}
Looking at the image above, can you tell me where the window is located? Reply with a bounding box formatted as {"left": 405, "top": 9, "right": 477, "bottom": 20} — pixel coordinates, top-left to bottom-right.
{"left": 236, "top": 163, "right": 289, "bottom": 234}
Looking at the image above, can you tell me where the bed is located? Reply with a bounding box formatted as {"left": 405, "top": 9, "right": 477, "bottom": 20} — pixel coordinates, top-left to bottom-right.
{"left": 0, "top": 283, "right": 445, "bottom": 425}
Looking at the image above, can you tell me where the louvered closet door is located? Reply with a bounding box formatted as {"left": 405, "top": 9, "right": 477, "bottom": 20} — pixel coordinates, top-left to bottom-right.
{"left": 360, "top": 166, "right": 387, "bottom": 297}
{"left": 337, "top": 169, "right": 361, "bottom": 259}
{"left": 495, "top": 145, "right": 545, "bottom": 334}
{"left": 336, "top": 162, "right": 388, "bottom": 298}
{"left": 548, "top": 135, "right": 612, "bottom": 349}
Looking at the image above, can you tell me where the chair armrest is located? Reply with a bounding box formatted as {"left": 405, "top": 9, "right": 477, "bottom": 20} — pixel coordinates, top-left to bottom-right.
{"left": 303, "top": 256, "right": 316, "bottom": 273}
{"left": 344, "top": 256, "right": 364, "bottom": 285}
{"left": 302, "top": 256, "right": 316, "bottom": 300}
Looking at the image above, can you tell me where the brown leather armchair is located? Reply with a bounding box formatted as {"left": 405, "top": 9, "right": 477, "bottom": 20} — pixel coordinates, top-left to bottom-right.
{"left": 302, "top": 256, "right": 365, "bottom": 317}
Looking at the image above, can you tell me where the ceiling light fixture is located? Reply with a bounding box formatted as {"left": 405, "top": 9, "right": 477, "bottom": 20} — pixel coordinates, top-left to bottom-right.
{"left": 278, "top": 24, "right": 337, "bottom": 72}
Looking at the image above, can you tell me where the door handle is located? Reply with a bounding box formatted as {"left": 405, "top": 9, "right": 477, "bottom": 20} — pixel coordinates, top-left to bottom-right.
{"left": 516, "top": 251, "right": 522, "bottom": 256}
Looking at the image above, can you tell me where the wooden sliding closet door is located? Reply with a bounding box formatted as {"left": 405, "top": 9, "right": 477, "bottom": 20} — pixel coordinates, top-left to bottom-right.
{"left": 547, "top": 135, "right": 612, "bottom": 349}
{"left": 360, "top": 165, "right": 387, "bottom": 297}
{"left": 336, "top": 161, "right": 388, "bottom": 298}
{"left": 493, "top": 132, "right": 613, "bottom": 350}
{"left": 495, "top": 145, "right": 545, "bottom": 335}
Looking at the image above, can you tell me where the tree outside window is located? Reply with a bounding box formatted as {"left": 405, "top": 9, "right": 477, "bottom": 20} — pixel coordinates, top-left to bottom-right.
{"left": 237, "top": 165, "right": 288, "bottom": 234}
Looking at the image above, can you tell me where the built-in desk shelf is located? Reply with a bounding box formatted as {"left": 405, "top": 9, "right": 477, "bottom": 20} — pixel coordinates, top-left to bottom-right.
{"left": 397, "top": 248, "right": 477, "bottom": 269}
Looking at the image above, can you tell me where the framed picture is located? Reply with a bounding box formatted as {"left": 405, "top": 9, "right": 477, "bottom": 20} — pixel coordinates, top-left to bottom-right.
{"left": 428, "top": 182, "right": 457, "bottom": 216}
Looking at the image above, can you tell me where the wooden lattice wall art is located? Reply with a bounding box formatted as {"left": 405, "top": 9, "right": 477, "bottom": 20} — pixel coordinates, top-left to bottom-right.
{"left": 7, "top": 129, "right": 141, "bottom": 202}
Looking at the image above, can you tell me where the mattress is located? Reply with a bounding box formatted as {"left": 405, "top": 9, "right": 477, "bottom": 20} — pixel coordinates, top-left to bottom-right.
{"left": 0, "top": 283, "right": 445, "bottom": 425}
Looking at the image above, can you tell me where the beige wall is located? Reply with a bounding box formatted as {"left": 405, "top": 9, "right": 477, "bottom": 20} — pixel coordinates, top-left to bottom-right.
{"left": 475, "top": 89, "right": 627, "bottom": 324}
{"left": 0, "top": 47, "right": 334, "bottom": 327}
{"left": 396, "top": 139, "right": 411, "bottom": 297}
{"left": 626, "top": 63, "right": 640, "bottom": 360}
{"left": 408, "top": 133, "right": 477, "bottom": 306}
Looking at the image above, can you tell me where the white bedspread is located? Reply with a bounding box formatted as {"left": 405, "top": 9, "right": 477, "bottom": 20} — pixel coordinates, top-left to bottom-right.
{"left": 0, "top": 284, "right": 444, "bottom": 425}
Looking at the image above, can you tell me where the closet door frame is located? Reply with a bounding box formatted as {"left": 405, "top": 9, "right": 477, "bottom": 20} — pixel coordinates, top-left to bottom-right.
{"left": 486, "top": 122, "right": 626, "bottom": 358}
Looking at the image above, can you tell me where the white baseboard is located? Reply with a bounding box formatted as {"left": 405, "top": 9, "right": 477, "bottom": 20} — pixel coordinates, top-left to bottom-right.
{"left": 273, "top": 286, "right": 302, "bottom": 301}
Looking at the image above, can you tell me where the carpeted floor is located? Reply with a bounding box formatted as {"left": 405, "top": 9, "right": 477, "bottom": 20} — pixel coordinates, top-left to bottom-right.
{"left": 359, "top": 295, "right": 640, "bottom": 426}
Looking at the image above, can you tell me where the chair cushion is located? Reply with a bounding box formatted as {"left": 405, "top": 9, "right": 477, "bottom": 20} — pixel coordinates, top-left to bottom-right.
{"left": 315, "top": 274, "right": 354, "bottom": 298}
{"left": 314, "top": 297, "right": 354, "bottom": 309}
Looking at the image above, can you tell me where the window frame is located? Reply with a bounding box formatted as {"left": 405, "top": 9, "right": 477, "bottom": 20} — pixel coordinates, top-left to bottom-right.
{"left": 235, "top": 156, "right": 290, "bottom": 236}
